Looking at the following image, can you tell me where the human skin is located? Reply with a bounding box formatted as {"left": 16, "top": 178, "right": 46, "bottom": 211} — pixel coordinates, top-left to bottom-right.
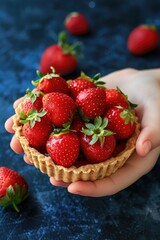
{"left": 5, "top": 68, "right": 160, "bottom": 197}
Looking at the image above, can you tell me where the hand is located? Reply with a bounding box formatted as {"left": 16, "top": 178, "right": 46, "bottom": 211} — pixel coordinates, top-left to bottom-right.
{"left": 102, "top": 68, "right": 160, "bottom": 157}
{"left": 5, "top": 68, "right": 160, "bottom": 197}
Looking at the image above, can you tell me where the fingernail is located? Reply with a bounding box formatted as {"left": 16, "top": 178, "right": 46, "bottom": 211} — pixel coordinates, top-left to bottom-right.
{"left": 143, "top": 140, "right": 152, "bottom": 155}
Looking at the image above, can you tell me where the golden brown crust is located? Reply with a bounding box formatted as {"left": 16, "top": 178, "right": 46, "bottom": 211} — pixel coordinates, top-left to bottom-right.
{"left": 13, "top": 102, "right": 140, "bottom": 183}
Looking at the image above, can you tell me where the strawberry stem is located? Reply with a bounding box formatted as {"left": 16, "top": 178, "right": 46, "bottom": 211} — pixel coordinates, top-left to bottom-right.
{"left": 0, "top": 184, "right": 28, "bottom": 213}
{"left": 79, "top": 72, "right": 105, "bottom": 86}
{"left": 58, "top": 31, "right": 81, "bottom": 57}
{"left": 32, "top": 68, "right": 59, "bottom": 86}
{"left": 23, "top": 89, "right": 44, "bottom": 103}
{"left": 141, "top": 24, "right": 157, "bottom": 30}
{"left": 20, "top": 109, "right": 47, "bottom": 128}
{"left": 82, "top": 116, "right": 114, "bottom": 147}
{"left": 116, "top": 86, "right": 137, "bottom": 109}
{"left": 12, "top": 201, "right": 20, "bottom": 212}
{"left": 118, "top": 106, "right": 136, "bottom": 125}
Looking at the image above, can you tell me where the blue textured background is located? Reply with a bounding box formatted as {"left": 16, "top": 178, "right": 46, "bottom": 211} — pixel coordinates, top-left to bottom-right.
{"left": 0, "top": 0, "right": 160, "bottom": 239}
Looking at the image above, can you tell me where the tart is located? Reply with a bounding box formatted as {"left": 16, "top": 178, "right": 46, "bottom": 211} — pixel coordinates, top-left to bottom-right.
{"left": 13, "top": 102, "right": 140, "bottom": 183}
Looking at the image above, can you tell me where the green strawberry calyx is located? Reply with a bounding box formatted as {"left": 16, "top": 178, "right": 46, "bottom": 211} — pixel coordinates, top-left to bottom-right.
{"left": 118, "top": 106, "right": 136, "bottom": 125}
{"left": 116, "top": 86, "right": 137, "bottom": 109}
{"left": 53, "top": 121, "right": 71, "bottom": 135}
{"left": 77, "top": 107, "right": 89, "bottom": 123}
{"left": 82, "top": 116, "right": 114, "bottom": 147}
{"left": 32, "top": 67, "right": 59, "bottom": 87}
{"left": 79, "top": 72, "right": 105, "bottom": 86}
{"left": 140, "top": 24, "right": 157, "bottom": 31}
{"left": 58, "top": 31, "right": 81, "bottom": 57}
{"left": 23, "top": 88, "right": 44, "bottom": 103}
{"left": 0, "top": 183, "right": 28, "bottom": 212}
{"left": 20, "top": 109, "right": 47, "bottom": 128}
{"left": 67, "top": 12, "right": 79, "bottom": 19}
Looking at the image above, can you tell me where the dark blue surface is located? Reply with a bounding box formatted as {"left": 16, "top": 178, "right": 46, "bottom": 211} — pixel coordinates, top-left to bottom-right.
{"left": 0, "top": 0, "right": 160, "bottom": 239}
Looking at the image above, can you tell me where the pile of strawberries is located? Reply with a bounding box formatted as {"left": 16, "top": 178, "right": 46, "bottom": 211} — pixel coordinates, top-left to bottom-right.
{"left": 19, "top": 69, "right": 137, "bottom": 168}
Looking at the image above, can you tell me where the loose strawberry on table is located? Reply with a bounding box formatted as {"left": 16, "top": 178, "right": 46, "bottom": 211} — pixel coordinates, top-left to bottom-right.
{"left": 46, "top": 131, "right": 80, "bottom": 167}
{"left": 0, "top": 167, "right": 28, "bottom": 212}
{"left": 32, "top": 68, "right": 69, "bottom": 95}
{"left": 65, "top": 12, "right": 89, "bottom": 36}
{"left": 40, "top": 32, "right": 81, "bottom": 76}
{"left": 43, "top": 92, "right": 77, "bottom": 128}
{"left": 127, "top": 25, "right": 159, "bottom": 55}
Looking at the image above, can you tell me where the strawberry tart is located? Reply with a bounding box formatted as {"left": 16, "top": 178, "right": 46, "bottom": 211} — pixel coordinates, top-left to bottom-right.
{"left": 13, "top": 71, "right": 140, "bottom": 183}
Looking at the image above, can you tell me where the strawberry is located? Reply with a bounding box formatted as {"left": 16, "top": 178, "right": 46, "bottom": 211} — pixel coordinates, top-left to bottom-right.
{"left": 80, "top": 117, "right": 116, "bottom": 163}
{"left": 76, "top": 87, "right": 106, "bottom": 119}
{"left": 43, "top": 92, "right": 77, "bottom": 127}
{"left": 65, "top": 12, "right": 89, "bottom": 36}
{"left": 40, "top": 32, "right": 81, "bottom": 76}
{"left": 32, "top": 68, "right": 69, "bottom": 94}
{"left": 21, "top": 109, "right": 53, "bottom": 150}
{"left": 46, "top": 131, "right": 80, "bottom": 167}
{"left": 127, "top": 25, "right": 159, "bottom": 55}
{"left": 68, "top": 72, "right": 105, "bottom": 99}
{"left": 111, "top": 139, "right": 127, "bottom": 157}
{"left": 0, "top": 167, "right": 28, "bottom": 212}
{"left": 74, "top": 153, "right": 89, "bottom": 167}
{"left": 70, "top": 114, "right": 85, "bottom": 136}
{"left": 105, "top": 87, "right": 129, "bottom": 109}
{"left": 104, "top": 106, "right": 136, "bottom": 139}
{"left": 21, "top": 88, "right": 43, "bottom": 116}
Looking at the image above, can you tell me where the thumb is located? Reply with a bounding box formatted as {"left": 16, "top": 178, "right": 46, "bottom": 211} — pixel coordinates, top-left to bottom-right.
{"left": 136, "top": 100, "right": 160, "bottom": 157}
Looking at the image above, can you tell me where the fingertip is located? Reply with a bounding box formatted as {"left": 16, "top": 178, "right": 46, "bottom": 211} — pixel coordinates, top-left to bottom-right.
{"left": 4, "top": 117, "right": 15, "bottom": 133}
{"left": 23, "top": 155, "right": 33, "bottom": 165}
{"left": 136, "top": 139, "right": 152, "bottom": 157}
{"left": 10, "top": 135, "right": 24, "bottom": 154}
{"left": 50, "top": 177, "right": 69, "bottom": 188}
{"left": 67, "top": 182, "right": 82, "bottom": 195}
{"left": 13, "top": 98, "right": 23, "bottom": 109}
{"left": 67, "top": 181, "right": 96, "bottom": 196}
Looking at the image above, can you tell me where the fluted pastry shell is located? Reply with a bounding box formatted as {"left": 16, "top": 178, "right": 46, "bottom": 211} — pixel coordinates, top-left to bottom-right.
{"left": 13, "top": 102, "right": 140, "bottom": 183}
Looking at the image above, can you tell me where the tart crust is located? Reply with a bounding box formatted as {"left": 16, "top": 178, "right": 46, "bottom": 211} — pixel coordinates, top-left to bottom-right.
{"left": 13, "top": 102, "right": 140, "bottom": 183}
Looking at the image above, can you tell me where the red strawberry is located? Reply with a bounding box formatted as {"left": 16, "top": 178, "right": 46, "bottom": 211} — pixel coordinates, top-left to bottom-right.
{"left": 74, "top": 153, "right": 89, "bottom": 167}
{"left": 40, "top": 32, "right": 80, "bottom": 76}
{"left": 32, "top": 68, "right": 69, "bottom": 94}
{"left": 76, "top": 87, "right": 106, "bottom": 119}
{"left": 68, "top": 72, "right": 105, "bottom": 99}
{"left": 65, "top": 12, "right": 89, "bottom": 36}
{"left": 80, "top": 117, "right": 116, "bottom": 163}
{"left": 0, "top": 167, "right": 28, "bottom": 212}
{"left": 70, "top": 114, "right": 85, "bottom": 136}
{"left": 104, "top": 106, "right": 136, "bottom": 139}
{"left": 22, "top": 89, "right": 43, "bottom": 116}
{"left": 21, "top": 109, "right": 53, "bottom": 150}
{"left": 46, "top": 131, "right": 80, "bottom": 167}
{"left": 127, "top": 25, "right": 159, "bottom": 55}
{"left": 111, "top": 139, "right": 127, "bottom": 157}
{"left": 43, "top": 92, "right": 77, "bottom": 127}
{"left": 105, "top": 87, "right": 129, "bottom": 109}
